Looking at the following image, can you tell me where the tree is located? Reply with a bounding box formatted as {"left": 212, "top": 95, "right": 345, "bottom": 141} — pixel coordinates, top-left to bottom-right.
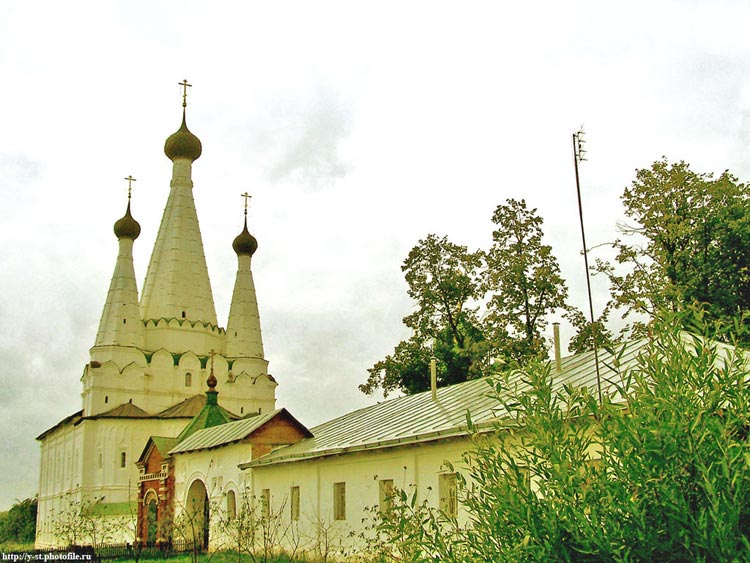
{"left": 50, "top": 491, "right": 117, "bottom": 548}
{"left": 360, "top": 234, "right": 489, "bottom": 397}
{"left": 375, "top": 314, "right": 750, "bottom": 562}
{"left": 564, "top": 307, "right": 614, "bottom": 354}
{"left": 484, "top": 198, "right": 568, "bottom": 364}
{"left": 595, "top": 158, "right": 750, "bottom": 339}
{"left": 0, "top": 497, "right": 37, "bottom": 545}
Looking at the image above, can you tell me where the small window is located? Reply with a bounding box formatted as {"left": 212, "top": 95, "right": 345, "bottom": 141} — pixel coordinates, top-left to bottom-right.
{"left": 290, "top": 486, "right": 300, "bottom": 521}
{"left": 333, "top": 482, "right": 346, "bottom": 521}
{"left": 181, "top": 311, "right": 186, "bottom": 319}
{"left": 98, "top": 452, "right": 103, "bottom": 469}
{"left": 123, "top": 319, "right": 126, "bottom": 324}
{"left": 439, "top": 473, "right": 457, "bottom": 517}
{"left": 261, "top": 489, "right": 270, "bottom": 519}
{"left": 104, "top": 396, "right": 108, "bottom": 404}
{"left": 378, "top": 479, "right": 394, "bottom": 514}
{"left": 120, "top": 451, "right": 127, "bottom": 468}
{"left": 240, "top": 407, "right": 244, "bottom": 414}
{"left": 185, "top": 372, "right": 192, "bottom": 387}
{"left": 226, "top": 490, "right": 237, "bottom": 521}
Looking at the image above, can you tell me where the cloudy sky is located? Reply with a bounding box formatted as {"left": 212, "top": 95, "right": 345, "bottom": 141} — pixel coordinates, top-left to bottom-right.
{"left": 2, "top": 1, "right": 750, "bottom": 510}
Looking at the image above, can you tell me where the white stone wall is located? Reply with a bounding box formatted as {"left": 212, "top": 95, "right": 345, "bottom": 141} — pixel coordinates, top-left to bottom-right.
{"left": 36, "top": 417, "right": 188, "bottom": 547}
{"left": 82, "top": 346, "right": 275, "bottom": 418}
{"left": 241, "top": 438, "right": 472, "bottom": 557}
{"left": 172, "top": 442, "right": 253, "bottom": 548}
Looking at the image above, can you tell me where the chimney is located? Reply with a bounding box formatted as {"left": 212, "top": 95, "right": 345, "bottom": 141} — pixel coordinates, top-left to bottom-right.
{"left": 430, "top": 355, "right": 437, "bottom": 401}
{"left": 553, "top": 322, "right": 562, "bottom": 374}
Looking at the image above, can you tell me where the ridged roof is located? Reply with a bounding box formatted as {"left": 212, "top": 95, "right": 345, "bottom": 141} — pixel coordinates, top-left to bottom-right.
{"left": 151, "top": 436, "right": 179, "bottom": 457}
{"left": 90, "top": 401, "right": 151, "bottom": 419}
{"left": 169, "top": 408, "right": 312, "bottom": 454}
{"left": 156, "top": 395, "right": 208, "bottom": 418}
{"left": 243, "top": 338, "right": 654, "bottom": 468}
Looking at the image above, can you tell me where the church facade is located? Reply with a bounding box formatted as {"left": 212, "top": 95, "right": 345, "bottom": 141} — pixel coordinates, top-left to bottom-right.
{"left": 35, "top": 90, "right": 277, "bottom": 547}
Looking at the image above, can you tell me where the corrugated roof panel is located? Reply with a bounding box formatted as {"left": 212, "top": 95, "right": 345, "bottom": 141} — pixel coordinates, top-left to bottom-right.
{"left": 170, "top": 411, "right": 271, "bottom": 454}
{"left": 246, "top": 338, "right": 660, "bottom": 467}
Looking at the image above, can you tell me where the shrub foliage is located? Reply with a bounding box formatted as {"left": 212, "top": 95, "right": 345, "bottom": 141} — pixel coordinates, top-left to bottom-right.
{"left": 369, "top": 317, "right": 750, "bottom": 562}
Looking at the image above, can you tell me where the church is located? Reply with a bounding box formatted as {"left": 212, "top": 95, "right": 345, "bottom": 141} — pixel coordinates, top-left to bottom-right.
{"left": 35, "top": 84, "right": 277, "bottom": 547}
{"left": 36, "top": 85, "right": 623, "bottom": 555}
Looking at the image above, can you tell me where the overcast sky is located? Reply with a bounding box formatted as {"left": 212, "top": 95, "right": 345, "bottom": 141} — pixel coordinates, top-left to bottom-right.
{"left": 2, "top": 1, "right": 750, "bottom": 510}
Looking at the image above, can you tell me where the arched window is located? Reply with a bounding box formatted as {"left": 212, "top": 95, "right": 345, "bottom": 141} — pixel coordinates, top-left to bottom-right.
{"left": 226, "top": 490, "right": 236, "bottom": 521}
{"left": 185, "top": 372, "right": 192, "bottom": 387}
{"left": 120, "top": 451, "right": 127, "bottom": 468}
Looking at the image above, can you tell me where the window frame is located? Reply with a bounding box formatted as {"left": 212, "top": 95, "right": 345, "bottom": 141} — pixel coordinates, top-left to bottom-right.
{"left": 333, "top": 482, "right": 346, "bottom": 521}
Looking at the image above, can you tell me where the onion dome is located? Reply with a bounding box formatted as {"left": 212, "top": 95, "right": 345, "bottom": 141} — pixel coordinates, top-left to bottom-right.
{"left": 207, "top": 370, "right": 217, "bottom": 390}
{"left": 232, "top": 218, "right": 258, "bottom": 256}
{"left": 164, "top": 111, "right": 202, "bottom": 162}
{"left": 113, "top": 201, "right": 141, "bottom": 240}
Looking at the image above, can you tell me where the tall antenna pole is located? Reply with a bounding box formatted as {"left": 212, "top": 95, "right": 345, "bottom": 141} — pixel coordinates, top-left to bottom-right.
{"left": 572, "top": 129, "right": 602, "bottom": 405}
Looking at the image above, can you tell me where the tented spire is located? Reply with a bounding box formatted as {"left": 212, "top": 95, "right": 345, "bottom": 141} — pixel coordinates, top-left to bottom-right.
{"left": 140, "top": 84, "right": 217, "bottom": 326}
{"left": 226, "top": 195, "right": 264, "bottom": 358}
{"left": 95, "top": 180, "right": 144, "bottom": 348}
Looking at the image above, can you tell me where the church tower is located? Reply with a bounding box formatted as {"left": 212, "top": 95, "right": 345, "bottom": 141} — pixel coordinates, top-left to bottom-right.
{"left": 225, "top": 195, "right": 269, "bottom": 388}
{"left": 37, "top": 83, "right": 277, "bottom": 547}
{"left": 81, "top": 83, "right": 277, "bottom": 418}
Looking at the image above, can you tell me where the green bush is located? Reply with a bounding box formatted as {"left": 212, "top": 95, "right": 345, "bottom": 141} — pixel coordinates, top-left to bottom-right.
{"left": 0, "top": 497, "right": 37, "bottom": 545}
{"left": 370, "top": 316, "right": 750, "bottom": 562}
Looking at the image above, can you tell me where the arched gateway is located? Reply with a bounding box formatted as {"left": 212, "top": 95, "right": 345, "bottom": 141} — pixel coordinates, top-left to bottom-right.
{"left": 185, "top": 479, "right": 210, "bottom": 549}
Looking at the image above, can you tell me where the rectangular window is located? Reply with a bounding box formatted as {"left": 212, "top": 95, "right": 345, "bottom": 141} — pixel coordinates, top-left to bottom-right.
{"left": 333, "top": 482, "right": 346, "bottom": 521}
{"left": 290, "top": 486, "right": 300, "bottom": 521}
{"left": 120, "top": 451, "right": 127, "bottom": 468}
{"left": 378, "top": 479, "right": 394, "bottom": 514}
{"left": 261, "top": 489, "right": 270, "bottom": 519}
{"left": 439, "top": 473, "right": 457, "bottom": 517}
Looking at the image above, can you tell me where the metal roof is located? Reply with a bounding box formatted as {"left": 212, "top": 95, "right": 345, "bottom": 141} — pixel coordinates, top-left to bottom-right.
{"left": 243, "top": 338, "right": 656, "bottom": 468}
{"left": 93, "top": 401, "right": 151, "bottom": 418}
{"left": 156, "top": 394, "right": 241, "bottom": 420}
{"left": 168, "top": 408, "right": 315, "bottom": 455}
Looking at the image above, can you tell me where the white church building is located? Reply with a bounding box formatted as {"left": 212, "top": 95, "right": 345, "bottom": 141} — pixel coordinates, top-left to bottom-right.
{"left": 36, "top": 87, "right": 618, "bottom": 555}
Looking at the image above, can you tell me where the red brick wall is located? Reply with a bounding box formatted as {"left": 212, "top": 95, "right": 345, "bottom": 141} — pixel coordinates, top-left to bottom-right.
{"left": 249, "top": 416, "right": 308, "bottom": 460}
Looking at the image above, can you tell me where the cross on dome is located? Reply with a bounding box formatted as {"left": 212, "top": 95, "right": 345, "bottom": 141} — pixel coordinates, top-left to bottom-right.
{"left": 241, "top": 192, "right": 252, "bottom": 216}
{"left": 179, "top": 79, "right": 192, "bottom": 108}
{"left": 124, "top": 175, "right": 136, "bottom": 200}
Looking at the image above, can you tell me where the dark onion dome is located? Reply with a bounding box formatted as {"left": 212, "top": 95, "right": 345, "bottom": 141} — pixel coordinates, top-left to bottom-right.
{"left": 232, "top": 219, "right": 258, "bottom": 256}
{"left": 114, "top": 202, "right": 141, "bottom": 240}
{"left": 206, "top": 371, "right": 217, "bottom": 390}
{"left": 164, "top": 111, "right": 202, "bottom": 162}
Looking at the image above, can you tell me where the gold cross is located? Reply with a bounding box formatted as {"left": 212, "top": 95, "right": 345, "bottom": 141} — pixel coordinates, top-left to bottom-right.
{"left": 241, "top": 192, "right": 252, "bottom": 216}
{"left": 179, "top": 79, "right": 192, "bottom": 108}
{"left": 124, "top": 175, "right": 136, "bottom": 200}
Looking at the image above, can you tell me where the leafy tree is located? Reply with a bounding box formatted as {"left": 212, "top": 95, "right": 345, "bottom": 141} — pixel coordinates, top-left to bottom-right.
{"left": 595, "top": 158, "right": 750, "bottom": 338}
{"left": 484, "top": 198, "right": 568, "bottom": 364}
{"left": 0, "top": 497, "right": 37, "bottom": 544}
{"left": 565, "top": 307, "right": 615, "bottom": 354}
{"left": 362, "top": 201, "right": 569, "bottom": 397}
{"left": 360, "top": 235, "right": 488, "bottom": 397}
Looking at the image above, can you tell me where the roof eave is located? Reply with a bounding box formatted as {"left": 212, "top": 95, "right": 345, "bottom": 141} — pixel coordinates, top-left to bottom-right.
{"left": 240, "top": 419, "right": 499, "bottom": 470}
